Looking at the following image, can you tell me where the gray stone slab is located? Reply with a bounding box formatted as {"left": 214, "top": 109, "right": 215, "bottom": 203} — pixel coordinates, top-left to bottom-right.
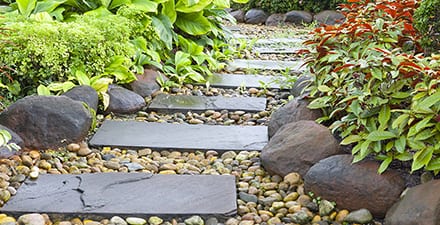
{"left": 224, "top": 25, "right": 241, "bottom": 31}
{"left": 203, "top": 73, "right": 286, "bottom": 89}
{"left": 227, "top": 59, "right": 305, "bottom": 72}
{"left": 148, "top": 94, "right": 266, "bottom": 113}
{"left": 89, "top": 120, "right": 268, "bottom": 151}
{"left": 255, "top": 38, "right": 304, "bottom": 45}
{"left": 253, "top": 47, "right": 301, "bottom": 54}
{"left": 1, "top": 173, "right": 237, "bottom": 219}
{"left": 232, "top": 33, "right": 249, "bottom": 39}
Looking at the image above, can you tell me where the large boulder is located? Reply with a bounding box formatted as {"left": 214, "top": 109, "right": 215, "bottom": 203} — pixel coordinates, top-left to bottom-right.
{"left": 285, "top": 10, "right": 313, "bottom": 25}
{"left": 290, "top": 75, "right": 312, "bottom": 97}
{"left": 261, "top": 120, "right": 342, "bottom": 177}
{"left": 63, "top": 85, "right": 99, "bottom": 112}
{"left": 0, "top": 96, "right": 92, "bottom": 150}
{"left": 265, "top": 13, "right": 286, "bottom": 26}
{"left": 129, "top": 69, "right": 163, "bottom": 98}
{"left": 245, "top": 9, "right": 269, "bottom": 24}
{"left": 304, "top": 155, "right": 405, "bottom": 218}
{"left": 230, "top": 9, "right": 245, "bottom": 23}
{"left": 268, "top": 98, "right": 322, "bottom": 138}
{"left": 107, "top": 85, "right": 146, "bottom": 114}
{"left": 385, "top": 179, "right": 440, "bottom": 225}
{"left": 314, "top": 10, "right": 345, "bottom": 25}
{"left": 0, "top": 125, "right": 24, "bottom": 158}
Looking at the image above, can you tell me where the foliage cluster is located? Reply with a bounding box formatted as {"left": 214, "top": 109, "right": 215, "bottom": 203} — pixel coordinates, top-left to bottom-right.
{"left": 236, "top": 0, "right": 347, "bottom": 14}
{"left": 414, "top": 0, "right": 440, "bottom": 54}
{"left": 0, "top": 0, "right": 247, "bottom": 107}
{"left": 302, "top": 0, "right": 440, "bottom": 174}
{"left": 0, "top": 129, "right": 20, "bottom": 152}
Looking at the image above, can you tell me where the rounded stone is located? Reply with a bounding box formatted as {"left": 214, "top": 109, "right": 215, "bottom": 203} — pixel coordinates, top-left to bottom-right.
{"left": 148, "top": 216, "right": 163, "bottom": 225}
{"left": 17, "top": 213, "right": 45, "bottom": 225}
{"left": 110, "top": 216, "right": 127, "bottom": 225}
{"left": 343, "top": 208, "right": 373, "bottom": 224}
{"left": 184, "top": 216, "right": 204, "bottom": 225}
{"left": 126, "top": 217, "right": 146, "bottom": 225}
{"left": 305, "top": 154, "right": 405, "bottom": 218}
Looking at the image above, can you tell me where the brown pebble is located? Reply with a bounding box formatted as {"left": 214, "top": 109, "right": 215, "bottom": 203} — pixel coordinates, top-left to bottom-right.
{"left": 67, "top": 143, "right": 81, "bottom": 152}
{"left": 21, "top": 155, "right": 33, "bottom": 167}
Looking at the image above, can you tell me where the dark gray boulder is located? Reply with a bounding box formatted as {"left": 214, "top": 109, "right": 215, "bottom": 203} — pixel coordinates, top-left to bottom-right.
{"left": 107, "top": 85, "right": 146, "bottom": 114}
{"left": 262, "top": 120, "right": 342, "bottom": 177}
{"left": 304, "top": 155, "right": 405, "bottom": 218}
{"left": 245, "top": 9, "right": 269, "bottom": 24}
{"left": 0, "top": 96, "right": 92, "bottom": 150}
{"left": 0, "top": 125, "right": 24, "bottom": 158}
{"left": 268, "top": 97, "right": 322, "bottom": 138}
{"left": 314, "top": 10, "right": 345, "bottom": 25}
{"left": 291, "top": 75, "right": 312, "bottom": 97}
{"left": 285, "top": 10, "right": 313, "bottom": 25}
{"left": 265, "top": 13, "right": 286, "bottom": 26}
{"left": 230, "top": 9, "right": 245, "bottom": 23}
{"left": 385, "top": 179, "right": 440, "bottom": 225}
{"left": 63, "top": 85, "right": 99, "bottom": 112}
{"left": 129, "top": 69, "right": 163, "bottom": 98}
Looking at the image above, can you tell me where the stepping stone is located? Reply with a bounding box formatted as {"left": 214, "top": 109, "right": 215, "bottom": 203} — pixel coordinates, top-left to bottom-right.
{"left": 232, "top": 33, "right": 249, "bottom": 39}
{"left": 224, "top": 25, "right": 241, "bottom": 31}
{"left": 148, "top": 94, "right": 266, "bottom": 113}
{"left": 253, "top": 47, "right": 301, "bottom": 54}
{"left": 255, "top": 38, "right": 304, "bottom": 45}
{"left": 227, "top": 59, "right": 305, "bottom": 72}
{"left": 203, "top": 73, "right": 287, "bottom": 89}
{"left": 1, "top": 173, "right": 237, "bottom": 219}
{"left": 89, "top": 120, "right": 268, "bottom": 151}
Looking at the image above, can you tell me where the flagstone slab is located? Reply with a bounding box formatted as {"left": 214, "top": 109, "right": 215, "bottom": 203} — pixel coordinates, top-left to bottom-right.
{"left": 202, "top": 73, "right": 286, "bottom": 89}
{"left": 255, "top": 38, "right": 304, "bottom": 45}
{"left": 1, "top": 173, "right": 237, "bottom": 219}
{"left": 227, "top": 59, "right": 305, "bottom": 72}
{"left": 148, "top": 94, "right": 266, "bottom": 113}
{"left": 253, "top": 47, "right": 301, "bottom": 54}
{"left": 89, "top": 120, "right": 268, "bottom": 151}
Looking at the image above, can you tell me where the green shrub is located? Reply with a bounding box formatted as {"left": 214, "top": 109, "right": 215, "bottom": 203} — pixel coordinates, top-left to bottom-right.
{"left": 414, "top": 0, "right": 440, "bottom": 54}
{"left": 240, "top": 0, "right": 347, "bottom": 14}
{"left": 303, "top": 0, "right": 440, "bottom": 174}
{"left": 0, "top": 13, "right": 137, "bottom": 100}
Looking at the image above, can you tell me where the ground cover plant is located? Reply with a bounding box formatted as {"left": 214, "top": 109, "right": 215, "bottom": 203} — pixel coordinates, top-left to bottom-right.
{"left": 0, "top": 0, "right": 248, "bottom": 107}
{"left": 302, "top": 0, "right": 440, "bottom": 174}
{"left": 414, "top": 0, "right": 440, "bottom": 54}
{"left": 234, "top": 0, "right": 347, "bottom": 14}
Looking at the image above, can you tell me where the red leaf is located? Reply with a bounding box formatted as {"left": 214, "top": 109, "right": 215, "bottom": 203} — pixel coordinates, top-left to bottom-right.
{"left": 333, "top": 64, "right": 355, "bottom": 72}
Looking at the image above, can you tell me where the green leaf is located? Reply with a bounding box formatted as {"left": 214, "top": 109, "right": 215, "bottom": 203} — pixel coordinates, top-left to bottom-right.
{"left": 378, "top": 105, "right": 390, "bottom": 129}
{"left": 161, "top": 0, "right": 176, "bottom": 23}
{"left": 213, "top": 0, "right": 229, "bottom": 8}
{"left": 353, "top": 140, "right": 371, "bottom": 163}
{"left": 392, "top": 114, "right": 409, "bottom": 129}
{"left": 341, "top": 135, "right": 362, "bottom": 145}
{"left": 109, "top": 0, "right": 130, "bottom": 9}
{"left": 128, "top": 0, "right": 158, "bottom": 12}
{"left": 62, "top": 81, "right": 75, "bottom": 92}
{"left": 151, "top": 15, "right": 173, "bottom": 50}
{"left": 308, "top": 96, "right": 332, "bottom": 109}
{"left": 75, "top": 70, "right": 90, "bottom": 86}
{"left": 317, "top": 85, "right": 332, "bottom": 92}
{"left": 378, "top": 156, "right": 392, "bottom": 174}
{"left": 417, "top": 91, "right": 440, "bottom": 109}
{"left": 34, "top": 0, "right": 66, "bottom": 13}
{"left": 17, "top": 0, "right": 36, "bottom": 16}
{"left": 175, "top": 11, "right": 211, "bottom": 35}
{"left": 366, "top": 131, "right": 397, "bottom": 141}
{"left": 91, "top": 77, "right": 112, "bottom": 92}
{"left": 395, "top": 135, "right": 406, "bottom": 153}
{"left": 414, "top": 128, "right": 435, "bottom": 141}
{"left": 426, "top": 157, "right": 440, "bottom": 171}
{"left": 37, "top": 85, "right": 51, "bottom": 96}
{"left": 371, "top": 67, "right": 383, "bottom": 80}
{"left": 232, "top": 0, "right": 248, "bottom": 3}
{"left": 408, "top": 116, "right": 434, "bottom": 137}
{"left": 411, "top": 147, "right": 434, "bottom": 172}
{"left": 391, "top": 92, "right": 411, "bottom": 99}
{"left": 395, "top": 152, "right": 412, "bottom": 161}
{"left": 175, "top": 0, "right": 212, "bottom": 13}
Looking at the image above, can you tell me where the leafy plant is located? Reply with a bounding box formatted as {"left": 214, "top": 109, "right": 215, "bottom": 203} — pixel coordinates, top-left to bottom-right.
{"left": 0, "top": 129, "right": 21, "bottom": 152}
{"left": 302, "top": 0, "right": 440, "bottom": 174}
{"left": 240, "top": 0, "right": 347, "bottom": 14}
{"left": 414, "top": 0, "right": 440, "bottom": 54}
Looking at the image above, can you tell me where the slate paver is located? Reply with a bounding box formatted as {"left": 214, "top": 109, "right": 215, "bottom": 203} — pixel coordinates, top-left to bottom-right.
{"left": 1, "top": 173, "right": 237, "bottom": 219}
{"left": 227, "top": 59, "right": 305, "bottom": 72}
{"left": 89, "top": 120, "right": 268, "bottom": 151}
{"left": 148, "top": 94, "right": 266, "bottom": 113}
{"left": 202, "top": 73, "right": 287, "bottom": 89}
{"left": 255, "top": 38, "right": 304, "bottom": 45}
{"left": 253, "top": 47, "right": 301, "bottom": 54}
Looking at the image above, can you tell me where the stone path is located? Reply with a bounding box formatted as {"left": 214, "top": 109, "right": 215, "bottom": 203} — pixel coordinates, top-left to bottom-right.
{"left": 227, "top": 59, "right": 305, "bottom": 72}
{"left": 4, "top": 29, "right": 304, "bottom": 220}
{"left": 204, "top": 73, "right": 287, "bottom": 89}
{"left": 1, "top": 174, "right": 237, "bottom": 219}
{"left": 148, "top": 94, "right": 266, "bottom": 113}
{"left": 89, "top": 120, "right": 268, "bottom": 151}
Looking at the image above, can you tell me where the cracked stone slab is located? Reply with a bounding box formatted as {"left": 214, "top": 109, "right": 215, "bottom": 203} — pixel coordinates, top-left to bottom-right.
{"left": 253, "top": 47, "right": 301, "bottom": 54}
{"left": 148, "top": 94, "right": 266, "bottom": 113}
{"left": 89, "top": 120, "right": 268, "bottom": 151}
{"left": 200, "top": 73, "right": 287, "bottom": 89}
{"left": 1, "top": 173, "right": 237, "bottom": 220}
{"left": 227, "top": 59, "right": 305, "bottom": 72}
